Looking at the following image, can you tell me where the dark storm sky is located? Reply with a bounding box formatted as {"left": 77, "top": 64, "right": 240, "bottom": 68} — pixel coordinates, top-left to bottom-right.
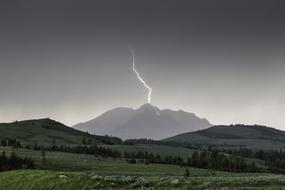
{"left": 1, "top": 0, "right": 285, "bottom": 128}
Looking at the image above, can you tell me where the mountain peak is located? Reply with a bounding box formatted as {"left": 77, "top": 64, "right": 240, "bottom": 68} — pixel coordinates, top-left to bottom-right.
{"left": 137, "top": 103, "right": 159, "bottom": 110}
{"left": 137, "top": 103, "right": 160, "bottom": 114}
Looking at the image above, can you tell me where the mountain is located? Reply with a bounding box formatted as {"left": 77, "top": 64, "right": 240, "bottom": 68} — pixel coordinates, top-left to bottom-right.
{"left": 164, "top": 124, "right": 285, "bottom": 149}
{"left": 0, "top": 118, "right": 122, "bottom": 146}
{"left": 73, "top": 103, "right": 211, "bottom": 140}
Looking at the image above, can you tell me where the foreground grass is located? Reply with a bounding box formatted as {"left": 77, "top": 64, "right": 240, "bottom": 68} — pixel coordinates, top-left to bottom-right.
{"left": 0, "top": 170, "right": 284, "bottom": 190}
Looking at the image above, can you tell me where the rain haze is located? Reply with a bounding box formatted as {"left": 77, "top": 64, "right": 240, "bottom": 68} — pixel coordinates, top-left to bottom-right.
{"left": 1, "top": 0, "right": 285, "bottom": 129}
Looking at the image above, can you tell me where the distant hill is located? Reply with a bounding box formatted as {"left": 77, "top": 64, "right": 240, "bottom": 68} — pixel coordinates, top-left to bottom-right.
{"left": 73, "top": 103, "right": 211, "bottom": 140}
{"left": 164, "top": 124, "right": 285, "bottom": 149}
{"left": 0, "top": 118, "right": 122, "bottom": 146}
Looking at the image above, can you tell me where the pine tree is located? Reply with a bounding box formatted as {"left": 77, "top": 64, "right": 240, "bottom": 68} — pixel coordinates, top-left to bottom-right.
{"left": 42, "top": 148, "right": 46, "bottom": 165}
{"left": 184, "top": 168, "right": 190, "bottom": 177}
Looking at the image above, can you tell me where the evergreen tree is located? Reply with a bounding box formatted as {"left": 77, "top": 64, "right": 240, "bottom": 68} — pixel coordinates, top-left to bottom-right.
{"left": 184, "top": 168, "right": 190, "bottom": 177}
{"left": 42, "top": 148, "right": 46, "bottom": 165}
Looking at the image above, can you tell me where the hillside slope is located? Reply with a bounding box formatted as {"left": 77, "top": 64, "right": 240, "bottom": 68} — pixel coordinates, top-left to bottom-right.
{"left": 73, "top": 103, "right": 211, "bottom": 140}
{"left": 0, "top": 118, "right": 122, "bottom": 146}
{"left": 164, "top": 124, "right": 285, "bottom": 149}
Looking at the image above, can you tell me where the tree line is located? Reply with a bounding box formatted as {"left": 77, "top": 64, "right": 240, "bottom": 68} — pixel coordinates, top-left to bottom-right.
{"left": 31, "top": 143, "right": 259, "bottom": 173}
{"left": 221, "top": 148, "right": 285, "bottom": 173}
{"left": 189, "top": 150, "right": 258, "bottom": 172}
{"left": 0, "top": 138, "right": 261, "bottom": 173}
{"left": 1, "top": 138, "right": 22, "bottom": 148}
{"left": 123, "top": 149, "right": 258, "bottom": 173}
{"left": 33, "top": 144, "right": 121, "bottom": 158}
{"left": 0, "top": 151, "right": 34, "bottom": 172}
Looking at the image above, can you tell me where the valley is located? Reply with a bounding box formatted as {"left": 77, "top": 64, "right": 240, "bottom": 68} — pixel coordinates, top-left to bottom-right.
{"left": 1, "top": 118, "right": 285, "bottom": 189}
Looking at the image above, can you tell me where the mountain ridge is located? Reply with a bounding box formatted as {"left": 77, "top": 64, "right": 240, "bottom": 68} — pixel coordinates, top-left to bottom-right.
{"left": 164, "top": 124, "right": 285, "bottom": 149}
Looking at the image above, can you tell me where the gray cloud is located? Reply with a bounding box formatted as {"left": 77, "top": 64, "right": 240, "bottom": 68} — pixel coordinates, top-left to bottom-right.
{"left": 1, "top": 0, "right": 285, "bottom": 129}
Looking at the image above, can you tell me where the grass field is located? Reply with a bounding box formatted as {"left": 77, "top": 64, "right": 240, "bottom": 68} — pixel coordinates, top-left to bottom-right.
{"left": 0, "top": 170, "right": 284, "bottom": 190}
{"left": 0, "top": 146, "right": 284, "bottom": 189}
{"left": 102, "top": 144, "right": 269, "bottom": 171}
{"left": 0, "top": 146, "right": 268, "bottom": 177}
{"left": 0, "top": 146, "right": 213, "bottom": 176}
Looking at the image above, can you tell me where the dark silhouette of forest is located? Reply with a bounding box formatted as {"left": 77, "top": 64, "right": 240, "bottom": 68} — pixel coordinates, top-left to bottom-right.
{"left": 0, "top": 151, "right": 34, "bottom": 172}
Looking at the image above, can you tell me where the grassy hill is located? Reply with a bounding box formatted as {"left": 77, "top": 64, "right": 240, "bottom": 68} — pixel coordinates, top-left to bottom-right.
{"left": 164, "top": 124, "right": 285, "bottom": 149}
{"left": 0, "top": 118, "right": 122, "bottom": 146}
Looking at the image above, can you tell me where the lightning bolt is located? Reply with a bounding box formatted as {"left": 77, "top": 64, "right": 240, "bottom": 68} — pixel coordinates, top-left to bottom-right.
{"left": 130, "top": 48, "right": 152, "bottom": 104}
